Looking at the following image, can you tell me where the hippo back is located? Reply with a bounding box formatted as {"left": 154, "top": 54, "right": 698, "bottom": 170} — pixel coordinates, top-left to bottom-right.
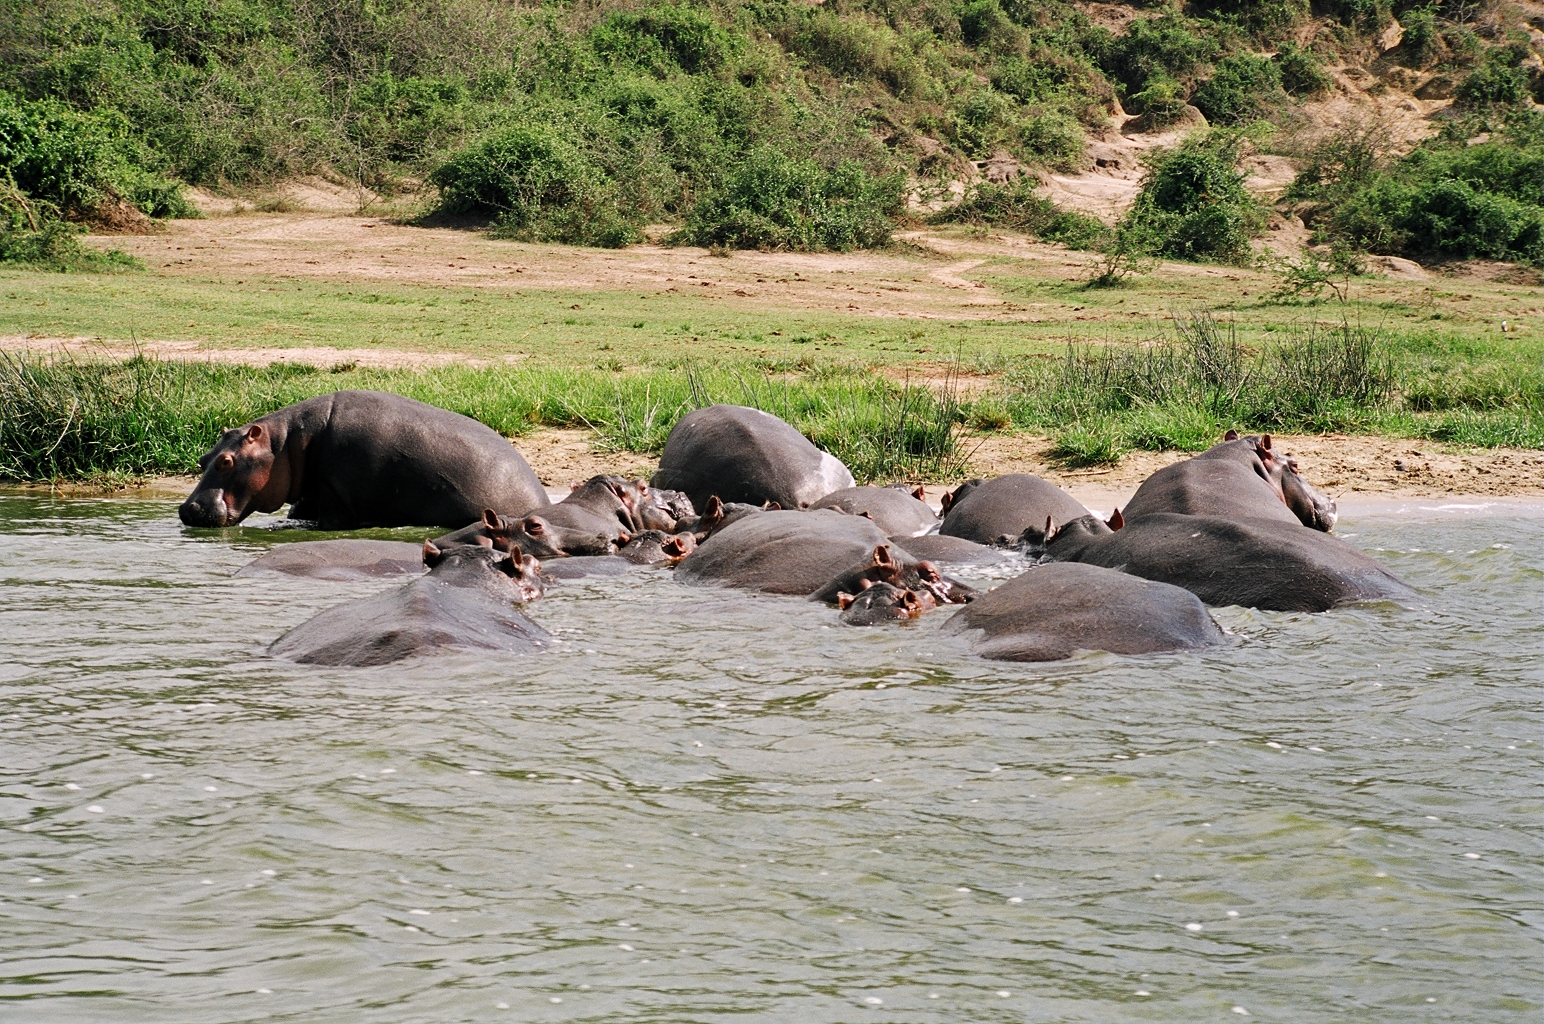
{"left": 652, "top": 405, "right": 853, "bottom": 510}
{"left": 809, "top": 485, "right": 938, "bottom": 537}
{"left": 938, "top": 474, "right": 1088, "bottom": 546}
{"left": 945, "top": 563, "right": 1225, "bottom": 662}
{"left": 234, "top": 539, "right": 426, "bottom": 580}
{"left": 1050, "top": 512, "right": 1414, "bottom": 612}
{"left": 675, "top": 509, "right": 894, "bottom": 595}
{"left": 1122, "top": 459, "right": 1300, "bottom": 526}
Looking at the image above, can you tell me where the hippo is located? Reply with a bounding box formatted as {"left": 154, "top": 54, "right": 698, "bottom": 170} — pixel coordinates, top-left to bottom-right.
{"left": 675, "top": 509, "right": 895, "bottom": 595}
{"left": 435, "top": 508, "right": 617, "bottom": 559}
{"left": 837, "top": 583, "right": 928, "bottom": 625}
{"left": 944, "top": 563, "right": 1227, "bottom": 662}
{"left": 234, "top": 539, "right": 426, "bottom": 581}
{"left": 671, "top": 496, "right": 765, "bottom": 540}
{"left": 938, "top": 474, "right": 1089, "bottom": 547}
{"left": 1124, "top": 432, "right": 1337, "bottom": 532}
{"left": 652, "top": 405, "right": 853, "bottom": 510}
{"left": 809, "top": 485, "right": 938, "bottom": 537}
{"left": 269, "top": 541, "right": 549, "bottom": 666}
{"left": 179, "top": 391, "right": 548, "bottom": 529}
{"left": 1043, "top": 512, "right": 1414, "bottom": 612}
{"left": 619, "top": 530, "right": 696, "bottom": 565}
{"left": 893, "top": 533, "right": 1009, "bottom": 565}
{"left": 808, "top": 543, "right": 978, "bottom": 607}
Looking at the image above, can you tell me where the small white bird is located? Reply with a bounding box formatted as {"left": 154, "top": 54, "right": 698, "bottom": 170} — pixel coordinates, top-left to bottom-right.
{"left": 1501, "top": 320, "right": 1509, "bottom": 332}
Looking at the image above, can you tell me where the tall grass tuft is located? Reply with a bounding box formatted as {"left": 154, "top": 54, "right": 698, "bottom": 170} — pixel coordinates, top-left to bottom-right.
{"left": 0, "top": 351, "right": 961, "bottom": 484}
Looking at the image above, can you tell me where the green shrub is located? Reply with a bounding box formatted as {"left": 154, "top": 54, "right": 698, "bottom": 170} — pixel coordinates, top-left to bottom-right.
{"left": 0, "top": 91, "right": 190, "bottom": 219}
{"left": 1455, "top": 51, "right": 1530, "bottom": 109}
{"left": 931, "top": 175, "right": 1107, "bottom": 249}
{"left": 672, "top": 147, "right": 903, "bottom": 251}
{"left": 590, "top": 5, "right": 743, "bottom": 75}
{"left": 1397, "top": 6, "right": 1442, "bottom": 68}
{"left": 1119, "top": 131, "right": 1264, "bottom": 264}
{"left": 1190, "top": 53, "right": 1284, "bottom": 125}
{"left": 1275, "top": 44, "right": 1331, "bottom": 97}
{"left": 1098, "top": 13, "right": 1218, "bottom": 102}
{"left": 427, "top": 122, "right": 643, "bottom": 247}
{"left": 1018, "top": 111, "right": 1085, "bottom": 170}
{"left": 1127, "top": 75, "right": 1190, "bottom": 125}
{"left": 1189, "top": 0, "right": 1308, "bottom": 35}
{"left": 0, "top": 220, "right": 141, "bottom": 272}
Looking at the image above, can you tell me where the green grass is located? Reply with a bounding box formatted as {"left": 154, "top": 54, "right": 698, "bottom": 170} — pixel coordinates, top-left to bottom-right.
{"left": 0, "top": 353, "right": 964, "bottom": 484}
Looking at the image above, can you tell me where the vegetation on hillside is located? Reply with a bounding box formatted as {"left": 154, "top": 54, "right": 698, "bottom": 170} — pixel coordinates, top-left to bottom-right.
{"left": 0, "top": 0, "right": 1538, "bottom": 261}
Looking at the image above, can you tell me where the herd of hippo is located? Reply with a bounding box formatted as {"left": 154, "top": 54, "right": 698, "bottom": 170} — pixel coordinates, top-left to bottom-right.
{"left": 179, "top": 390, "right": 1415, "bottom": 667}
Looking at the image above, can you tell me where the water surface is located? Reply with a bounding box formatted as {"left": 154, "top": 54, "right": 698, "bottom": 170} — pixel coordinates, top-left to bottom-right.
{"left": 1, "top": 495, "right": 1539, "bottom": 1022}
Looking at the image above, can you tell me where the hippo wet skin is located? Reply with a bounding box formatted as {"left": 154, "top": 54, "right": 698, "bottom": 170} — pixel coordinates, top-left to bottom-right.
{"left": 1044, "top": 513, "right": 1414, "bottom": 612}
{"left": 945, "top": 562, "right": 1226, "bottom": 662}
{"left": 180, "top": 391, "right": 549, "bottom": 529}
{"left": 234, "top": 539, "right": 426, "bottom": 581}
{"left": 809, "top": 485, "right": 937, "bottom": 537}
{"left": 938, "top": 474, "right": 1089, "bottom": 547}
{"left": 1123, "top": 433, "right": 1338, "bottom": 532}
{"left": 675, "top": 509, "right": 896, "bottom": 595}
{"left": 652, "top": 405, "right": 854, "bottom": 510}
{"left": 269, "top": 542, "right": 549, "bottom": 667}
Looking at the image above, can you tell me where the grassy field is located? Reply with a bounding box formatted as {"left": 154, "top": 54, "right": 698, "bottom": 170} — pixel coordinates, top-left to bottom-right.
{"left": 1, "top": 219, "right": 1539, "bottom": 484}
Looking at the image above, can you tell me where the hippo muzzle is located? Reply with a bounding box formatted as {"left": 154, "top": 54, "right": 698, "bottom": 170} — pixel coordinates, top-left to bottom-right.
{"left": 178, "top": 489, "right": 242, "bottom": 528}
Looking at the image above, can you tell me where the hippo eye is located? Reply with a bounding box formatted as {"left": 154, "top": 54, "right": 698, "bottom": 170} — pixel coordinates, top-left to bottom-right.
{"left": 216, "top": 453, "right": 234, "bottom": 472}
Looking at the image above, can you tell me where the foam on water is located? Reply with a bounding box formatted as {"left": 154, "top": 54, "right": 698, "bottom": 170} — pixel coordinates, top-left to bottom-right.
{"left": 0, "top": 494, "right": 1539, "bottom": 1021}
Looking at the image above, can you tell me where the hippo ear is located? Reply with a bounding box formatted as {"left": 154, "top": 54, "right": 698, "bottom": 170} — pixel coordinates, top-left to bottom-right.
{"left": 763, "top": 501, "right": 781, "bottom": 511}
{"left": 1260, "top": 433, "right": 1272, "bottom": 450}
{"left": 911, "top": 485, "right": 926, "bottom": 502}
{"left": 837, "top": 592, "right": 857, "bottom": 610}
{"left": 1108, "top": 507, "right": 1124, "bottom": 531}
{"left": 1044, "top": 515, "right": 1059, "bottom": 542}
{"left": 662, "top": 535, "right": 690, "bottom": 557}
{"left": 857, "top": 510, "right": 873, "bottom": 520}
{"left": 939, "top": 491, "right": 954, "bottom": 514}
{"left": 618, "top": 530, "right": 632, "bottom": 545}
{"left": 869, "top": 544, "right": 891, "bottom": 567}
{"left": 245, "top": 423, "right": 264, "bottom": 442}
{"left": 1224, "top": 428, "right": 1239, "bottom": 441}
{"left": 705, "top": 495, "right": 723, "bottom": 518}
{"left": 482, "top": 508, "right": 501, "bottom": 530}
{"left": 422, "top": 539, "right": 442, "bottom": 566}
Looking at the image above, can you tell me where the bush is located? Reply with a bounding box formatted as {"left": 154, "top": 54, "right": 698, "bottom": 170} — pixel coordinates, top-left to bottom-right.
{"left": 1190, "top": 53, "right": 1284, "bottom": 125}
{"left": 0, "top": 92, "right": 190, "bottom": 220}
{"left": 428, "top": 122, "right": 643, "bottom": 247}
{"left": 1397, "top": 7, "right": 1442, "bottom": 68}
{"left": 673, "top": 147, "right": 903, "bottom": 251}
{"left": 1126, "top": 75, "right": 1191, "bottom": 126}
{"left": 1455, "top": 51, "right": 1530, "bottom": 109}
{"left": 590, "top": 5, "right": 742, "bottom": 76}
{"left": 1119, "top": 131, "right": 1264, "bottom": 264}
{"left": 1018, "top": 111, "right": 1085, "bottom": 170}
{"left": 1098, "top": 13, "right": 1218, "bottom": 102}
{"left": 0, "top": 220, "right": 140, "bottom": 272}
{"left": 1275, "top": 44, "right": 1331, "bottom": 97}
{"left": 933, "top": 175, "right": 1107, "bottom": 248}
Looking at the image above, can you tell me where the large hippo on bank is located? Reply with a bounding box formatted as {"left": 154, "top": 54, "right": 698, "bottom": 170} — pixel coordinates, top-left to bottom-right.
{"left": 179, "top": 391, "right": 548, "bottom": 530}
{"left": 652, "top": 405, "right": 853, "bottom": 510}
{"left": 269, "top": 542, "right": 549, "bottom": 666}
{"left": 1043, "top": 512, "right": 1413, "bottom": 612}
{"left": 235, "top": 539, "right": 426, "bottom": 580}
{"left": 675, "top": 509, "right": 893, "bottom": 595}
{"left": 938, "top": 474, "right": 1089, "bottom": 547}
{"left": 945, "top": 563, "right": 1226, "bottom": 662}
{"left": 810, "top": 485, "right": 938, "bottom": 537}
{"left": 1122, "top": 432, "right": 1338, "bottom": 532}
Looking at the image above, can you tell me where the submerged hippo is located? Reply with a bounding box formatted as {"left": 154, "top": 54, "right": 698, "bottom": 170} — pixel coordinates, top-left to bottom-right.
{"left": 675, "top": 509, "right": 894, "bottom": 595}
{"left": 837, "top": 583, "right": 928, "bottom": 625}
{"left": 809, "top": 543, "right": 978, "bottom": 607}
{"left": 234, "top": 539, "right": 426, "bottom": 581}
{"left": 179, "top": 391, "right": 548, "bottom": 529}
{"left": 436, "top": 507, "right": 616, "bottom": 559}
{"left": 1124, "top": 432, "right": 1337, "bottom": 532}
{"left": 945, "top": 563, "right": 1226, "bottom": 662}
{"left": 269, "top": 541, "right": 548, "bottom": 666}
{"left": 938, "top": 474, "right": 1089, "bottom": 547}
{"left": 810, "top": 485, "right": 938, "bottom": 537}
{"left": 652, "top": 405, "right": 853, "bottom": 510}
{"left": 894, "top": 533, "right": 1008, "bottom": 565}
{"left": 1043, "top": 512, "right": 1413, "bottom": 612}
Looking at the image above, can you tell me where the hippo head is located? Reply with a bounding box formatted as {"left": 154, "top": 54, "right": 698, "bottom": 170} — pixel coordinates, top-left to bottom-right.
{"left": 939, "top": 479, "right": 983, "bottom": 516}
{"left": 837, "top": 582, "right": 928, "bottom": 625}
{"left": 1279, "top": 455, "right": 1338, "bottom": 531}
{"left": 1225, "top": 431, "right": 1337, "bottom": 531}
{"left": 178, "top": 422, "right": 293, "bottom": 527}
{"left": 1035, "top": 513, "right": 1113, "bottom": 560}
{"left": 422, "top": 539, "right": 545, "bottom": 602}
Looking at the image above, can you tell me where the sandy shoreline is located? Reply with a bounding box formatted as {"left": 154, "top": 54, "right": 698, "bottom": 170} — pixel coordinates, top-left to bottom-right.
{"left": 8, "top": 426, "right": 1539, "bottom": 515}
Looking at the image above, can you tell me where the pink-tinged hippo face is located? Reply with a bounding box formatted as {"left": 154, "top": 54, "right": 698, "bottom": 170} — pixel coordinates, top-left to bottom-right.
{"left": 179, "top": 424, "right": 290, "bottom": 528}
